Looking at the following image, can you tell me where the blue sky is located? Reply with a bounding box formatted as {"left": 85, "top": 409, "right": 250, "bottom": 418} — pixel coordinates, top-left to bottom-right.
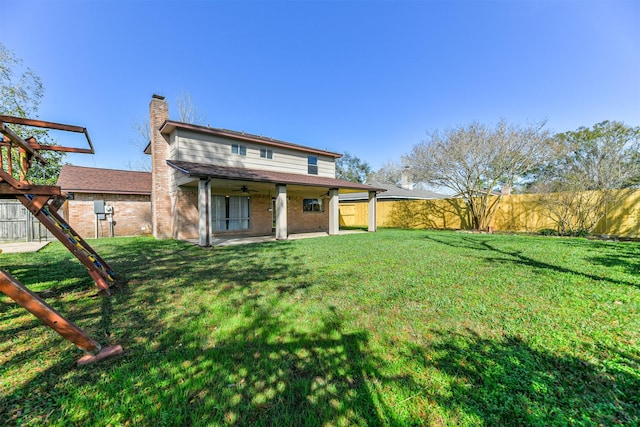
{"left": 1, "top": 0, "right": 639, "bottom": 172}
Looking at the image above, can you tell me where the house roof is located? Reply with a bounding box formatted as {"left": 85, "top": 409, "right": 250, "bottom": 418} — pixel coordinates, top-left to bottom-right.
{"left": 167, "top": 160, "right": 386, "bottom": 193}
{"left": 57, "top": 165, "right": 152, "bottom": 195}
{"left": 339, "top": 182, "right": 449, "bottom": 201}
{"left": 158, "top": 120, "right": 343, "bottom": 159}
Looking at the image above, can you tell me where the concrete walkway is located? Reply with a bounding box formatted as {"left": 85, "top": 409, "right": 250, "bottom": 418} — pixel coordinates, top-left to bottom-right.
{"left": 0, "top": 241, "right": 50, "bottom": 254}
{"left": 211, "top": 230, "right": 365, "bottom": 247}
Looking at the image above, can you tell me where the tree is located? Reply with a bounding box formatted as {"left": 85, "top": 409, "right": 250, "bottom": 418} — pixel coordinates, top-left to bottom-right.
{"left": 127, "top": 116, "right": 152, "bottom": 171}
{"left": 404, "top": 120, "right": 552, "bottom": 230}
{"left": 335, "top": 151, "right": 371, "bottom": 183}
{"left": 128, "top": 91, "right": 206, "bottom": 171}
{"left": 0, "top": 42, "right": 64, "bottom": 184}
{"left": 176, "top": 91, "right": 207, "bottom": 124}
{"left": 530, "top": 121, "right": 640, "bottom": 235}
{"left": 368, "top": 161, "right": 404, "bottom": 185}
{"left": 0, "top": 44, "right": 43, "bottom": 118}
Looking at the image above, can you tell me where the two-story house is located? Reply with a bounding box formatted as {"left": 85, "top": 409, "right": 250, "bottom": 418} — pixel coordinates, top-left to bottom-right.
{"left": 147, "top": 94, "right": 383, "bottom": 246}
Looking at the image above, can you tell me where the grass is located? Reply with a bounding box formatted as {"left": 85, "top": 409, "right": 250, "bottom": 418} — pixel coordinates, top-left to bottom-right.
{"left": 1, "top": 229, "right": 639, "bottom": 426}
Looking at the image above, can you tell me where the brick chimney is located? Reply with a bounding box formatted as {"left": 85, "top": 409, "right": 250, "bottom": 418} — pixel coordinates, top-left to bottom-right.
{"left": 149, "top": 94, "right": 171, "bottom": 238}
{"left": 400, "top": 167, "right": 414, "bottom": 190}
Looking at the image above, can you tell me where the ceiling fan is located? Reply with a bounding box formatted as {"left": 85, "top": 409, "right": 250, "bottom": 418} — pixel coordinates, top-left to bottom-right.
{"left": 232, "top": 185, "right": 259, "bottom": 194}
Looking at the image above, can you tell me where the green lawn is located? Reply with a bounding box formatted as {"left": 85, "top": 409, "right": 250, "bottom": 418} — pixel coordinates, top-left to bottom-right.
{"left": 1, "top": 229, "right": 639, "bottom": 426}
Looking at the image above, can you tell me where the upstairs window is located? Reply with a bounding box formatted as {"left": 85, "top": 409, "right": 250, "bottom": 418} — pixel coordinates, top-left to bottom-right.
{"left": 260, "top": 148, "right": 273, "bottom": 159}
{"left": 308, "top": 155, "right": 318, "bottom": 175}
{"left": 232, "top": 144, "right": 247, "bottom": 156}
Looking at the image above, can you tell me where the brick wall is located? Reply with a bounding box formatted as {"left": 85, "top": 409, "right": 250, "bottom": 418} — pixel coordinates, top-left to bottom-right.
{"left": 251, "top": 195, "right": 274, "bottom": 235}
{"left": 202, "top": 194, "right": 273, "bottom": 239}
{"left": 288, "top": 195, "right": 329, "bottom": 233}
{"left": 149, "top": 95, "right": 172, "bottom": 239}
{"left": 173, "top": 187, "right": 198, "bottom": 240}
{"left": 193, "top": 194, "right": 329, "bottom": 239}
{"left": 60, "top": 193, "right": 151, "bottom": 238}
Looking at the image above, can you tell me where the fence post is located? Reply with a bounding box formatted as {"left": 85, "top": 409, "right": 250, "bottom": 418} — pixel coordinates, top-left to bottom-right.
{"left": 25, "top": 206, "right": 31, "bottom": 242}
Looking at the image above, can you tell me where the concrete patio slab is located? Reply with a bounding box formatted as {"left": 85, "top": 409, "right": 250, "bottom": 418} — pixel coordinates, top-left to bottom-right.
{"left": 0, "top": 241, "right": 50, "bottom": 254}
{"left": 206, "top": 230, "right": 365, "bottom": 247}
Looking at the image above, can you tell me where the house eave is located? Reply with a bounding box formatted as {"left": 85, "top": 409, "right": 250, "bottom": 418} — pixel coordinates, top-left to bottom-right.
{"left": 167, "top": 160, "right": 386, "bottom": 193}
{"left": 159, "top": 120, "right": 343, "bottom": 159}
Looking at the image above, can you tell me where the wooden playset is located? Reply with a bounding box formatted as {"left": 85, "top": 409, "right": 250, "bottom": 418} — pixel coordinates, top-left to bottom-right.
{"left": 0, "top": 115, "right": 123, "bottom": 365}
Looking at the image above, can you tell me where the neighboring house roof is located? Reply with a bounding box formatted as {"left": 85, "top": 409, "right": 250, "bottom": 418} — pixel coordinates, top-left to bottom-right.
{"left": 156, "top": 120, "right": 343, "bottom": 159}
{"left": 167, "top": 160, "right": 386, "bottom": 193}
{"left": 339, "top": 182, "right": 448, "bottom": 202}
{"left": 451, "top": 189, "right": 502, "bottom": 198}
{"left": 57, "top": 165, "right": 152, "bottom": 195}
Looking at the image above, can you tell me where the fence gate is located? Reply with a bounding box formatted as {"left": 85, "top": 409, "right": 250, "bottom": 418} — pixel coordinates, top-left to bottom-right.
{"left": 0, "top": 199, "right": 54, "bottom": 242}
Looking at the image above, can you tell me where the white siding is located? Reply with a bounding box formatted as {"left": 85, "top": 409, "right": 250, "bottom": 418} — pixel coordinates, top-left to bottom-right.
{"left": 168, "top": 129, "right": 336, "bottom": 178}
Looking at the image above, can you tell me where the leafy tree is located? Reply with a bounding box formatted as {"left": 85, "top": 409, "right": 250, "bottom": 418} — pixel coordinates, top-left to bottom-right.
{"left": 530, "top": 121, "right": 640, "bottom": 235}
{"left": 404, "top": 120, "right": 552, "bottom": 230}
{"left": 0, "top": 42, "right": 65, "bottom": 184}
{"left": 335, "top": 151, "right": 371, "bottom": 184}
{"left": 0, "top": 44, "right": 43, "bottom": 118}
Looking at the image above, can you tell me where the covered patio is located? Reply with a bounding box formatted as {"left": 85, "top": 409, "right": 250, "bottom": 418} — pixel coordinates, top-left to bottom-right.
{"left": 167, "top": 160, "right": 384, "bottom": 246}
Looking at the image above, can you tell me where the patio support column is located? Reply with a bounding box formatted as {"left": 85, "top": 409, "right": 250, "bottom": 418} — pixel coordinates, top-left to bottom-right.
{"left": 328, "top": 188, "right": 340, "bottom": 235}
{"left": 275, "top": 184, "right": 288, "bottom": 240}
{"left": 198, "top": 178, "right": 212, "bottom": 246}
{"left": 368, "top": 191, "right": 377, "bottom": 232}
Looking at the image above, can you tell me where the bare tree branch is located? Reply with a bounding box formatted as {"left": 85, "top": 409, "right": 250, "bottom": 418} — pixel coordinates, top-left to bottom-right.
{"left": 176, "top": 91, "right": 207, "bottom": 124}
{"left": 404, "top": 120, "right": 551, "bottom": 230}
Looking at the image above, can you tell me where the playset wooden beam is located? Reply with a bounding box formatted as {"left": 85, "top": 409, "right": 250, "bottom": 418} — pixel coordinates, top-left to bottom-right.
{"left": 0, "top": 182, "right": 59, "bottom": 196}
{"left": 0, "top": 115, "right": 95, "bottom": 155}
{"left": 0, "top": 268, "right": 123, "bottom": 365}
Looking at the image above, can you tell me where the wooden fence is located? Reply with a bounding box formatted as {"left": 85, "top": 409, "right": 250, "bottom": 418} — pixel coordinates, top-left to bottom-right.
{"left": 0, "top": 199, "right": 54, "bottom": 242}
{"left": 340, "top": 189, "right": 640, "bottom": 238}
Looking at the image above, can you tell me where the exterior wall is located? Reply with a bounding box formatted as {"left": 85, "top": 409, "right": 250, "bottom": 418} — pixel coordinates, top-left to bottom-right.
{"left": 173, "top": 187, "right": 198, "bottom": 240}
{"left": 339, "top": 189, "right": 640, "bottom": 238}
{"left": 288, "top": 195, "right": 329, "bottom": 234}
{"left": 60, "top": 193, "right": 151, "bottom": 238}
{"left": 173, "top": 191, "right": 330, "bottom": 239}
{"left": 205, "top": 194, "right": 274, "bottom": 238}
{"left": 171, "top": 129, "right": 336, "bottom": 177}
{"left": 248, "top": 195, "right": 274, "bottom": 235}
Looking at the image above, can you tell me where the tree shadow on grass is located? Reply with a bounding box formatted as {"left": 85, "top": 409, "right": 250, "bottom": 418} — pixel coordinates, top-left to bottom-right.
{"left": 1, "top": 238, "right": 311, "bottom": 336}
{"left": 410, "top": 328, "right": 639, "bottom": 426}
{"left": 1, "top": 301, "right": 407, "bottom": 425}
{"left": 423, "top": 233, "right": 640, "bottom": 289}
{"left": 584, "top": 245, "right": 640, "bottom": 277}
{"left": 1, "top": 238, "right": 414, "bottom": 425}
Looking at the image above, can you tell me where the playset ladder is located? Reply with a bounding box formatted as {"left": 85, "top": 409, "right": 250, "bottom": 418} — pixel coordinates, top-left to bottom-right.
{"left": 17, "top": 193, "right": 116, "bottom": 293}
